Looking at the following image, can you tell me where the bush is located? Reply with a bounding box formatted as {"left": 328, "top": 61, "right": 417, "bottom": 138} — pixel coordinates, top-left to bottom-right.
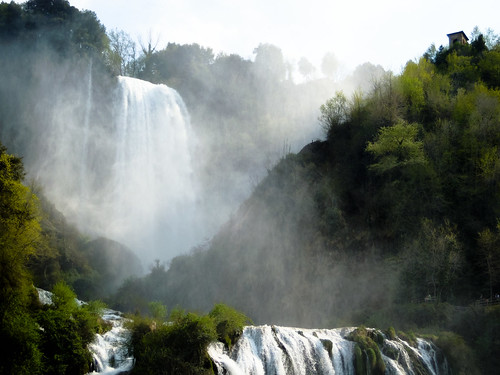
{"left": 130, "top": 310, "right": 217, "bottom": 375}
{"left": 0, "top": 299, "right": 42, "bottom": 375}
{"left": 434, "top": 331, "right": 480, "bottom": 375}
{"left": 37, "top": 282, "right": 98, "bottom": 375}
{"left": 209, "top": 303, "right": 251, "bottom": 348}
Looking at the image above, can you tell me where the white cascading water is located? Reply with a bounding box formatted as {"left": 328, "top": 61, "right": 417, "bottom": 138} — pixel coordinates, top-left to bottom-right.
{"left": 101, "top": 76, "right": 198, "bottom": 259}
{"left": 35, "top": 74, "right": 199, "bottom": 262}
{"left": 38, "top": 288, "right": 449, "bottom": 375}
{"left": 208, "top": 325, "right": 449, "bottom": 375}
{"left": 36, "top": 288, "right": 447, "bottom": 375}
{"left": 87, "top": 309, "right": 134, "bottom": 375}
{"left": 79, "top": 59, "right": 93, "bottom": 200}
{"left": 37, "top": 289, "right": 133, "bottom": 375}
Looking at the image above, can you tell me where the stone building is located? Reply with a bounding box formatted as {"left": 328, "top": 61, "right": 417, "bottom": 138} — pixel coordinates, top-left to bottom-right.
{"left": 447, "top": 31, "right": 469, "bottom": 47}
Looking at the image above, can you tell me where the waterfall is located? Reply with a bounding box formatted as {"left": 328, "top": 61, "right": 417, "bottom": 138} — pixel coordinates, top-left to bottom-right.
{"left": 209, "top": 325, "right": 449, "bottom": 375}
{"left": 32, "top": 75, "right": 200, "bottom": 262}
{"left": 79, "top": 59, "right": 93, "bottom": 200}
{"left": 87, "top": 309, "right": 134, "bottom": 374}
{"left": 100, "top": 76, "right": 198, "bottom": 259}
{"left": 37, "top": 288, "right": 449, "bottom": 374}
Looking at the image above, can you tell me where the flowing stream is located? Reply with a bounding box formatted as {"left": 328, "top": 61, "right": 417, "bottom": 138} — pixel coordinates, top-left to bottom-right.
{"left": 87, "top": 309, "right": 133, "bottom": 374}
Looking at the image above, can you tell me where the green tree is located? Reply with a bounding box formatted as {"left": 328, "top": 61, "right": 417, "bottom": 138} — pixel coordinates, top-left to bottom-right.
{"left": 400, "top": 219, "right": 463, "bottom": 301}
{"left": 130, "top": 310, "right": 217, "bottom": 375}
{"left": 0, "top": 144, "right": 42, "bottom": 307}
{"left": 366, "top": 121, "right": 438, "bottom": 237}
{"left": 366, "top": 121, "right": 426, "bottom": 174}
{"left": 209, "top": 303, "right": 251, "bottom": 348}
{"left": 0, "top": 144, "right": 43, "bottom": 374}
{"left": 477, "top": 224, "right": 500, "bottom": 300}
{"left": 319, "top": 91, "right": 349, "bottom": 135}
{"left": 71, "top": 10, "right": 108, "bottom": 56}
{"left": 479, "top": 50, "right": 500, "bottom": 88}
{"left": 37, "top": 282, "right": 97, "bottom": 375}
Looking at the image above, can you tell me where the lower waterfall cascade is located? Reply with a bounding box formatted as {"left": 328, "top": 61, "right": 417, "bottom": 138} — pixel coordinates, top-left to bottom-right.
{"left": 87, "top": 309, "right": 133, "bottom": 374}
{"left": 208, "top": 325, "right": 449, "bottom": 375}
{"left": 38, "top": 288, "right": 449, "bottom": 375}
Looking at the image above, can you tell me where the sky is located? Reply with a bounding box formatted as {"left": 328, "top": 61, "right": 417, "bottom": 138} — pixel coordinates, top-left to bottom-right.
{"left": 60, "top": 0, "right": 499, "bottom": 75}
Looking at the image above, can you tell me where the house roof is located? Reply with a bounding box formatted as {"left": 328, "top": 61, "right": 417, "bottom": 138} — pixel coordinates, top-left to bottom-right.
{"left": 447, "top": 31, "right": 469, "bottom": 41}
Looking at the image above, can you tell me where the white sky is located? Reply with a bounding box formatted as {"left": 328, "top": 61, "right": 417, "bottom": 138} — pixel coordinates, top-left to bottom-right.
{"left": 26, "top": 0, "right": 500, "bottom": 74}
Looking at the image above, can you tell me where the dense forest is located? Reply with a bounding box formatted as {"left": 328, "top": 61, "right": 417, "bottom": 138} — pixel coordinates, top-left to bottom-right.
{"left": 1, "top": 0, "right": 500, "bottom": 374}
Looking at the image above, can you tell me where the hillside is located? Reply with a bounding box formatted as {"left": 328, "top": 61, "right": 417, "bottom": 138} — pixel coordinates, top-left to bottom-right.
{"left": 113, "top": 33, "right": 500, "bottom": 373}
{"left": 1, "top": 2, "right": 500, "bottom": 373}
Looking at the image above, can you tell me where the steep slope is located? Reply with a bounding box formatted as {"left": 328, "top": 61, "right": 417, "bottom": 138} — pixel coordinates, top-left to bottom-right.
{"left": 162, "top": 141, "right": 396, "bottom": 327}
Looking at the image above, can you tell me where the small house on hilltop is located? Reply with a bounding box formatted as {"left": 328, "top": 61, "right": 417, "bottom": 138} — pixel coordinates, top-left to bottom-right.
{"left": 447, "top": 31, "right": 469, "bottom": 47}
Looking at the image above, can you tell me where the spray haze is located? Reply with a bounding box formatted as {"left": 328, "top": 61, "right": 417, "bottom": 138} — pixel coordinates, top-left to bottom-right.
{"left": 4, "top": 61, "right": 203, "bottom": 263}
{"left": 0, "top": 33, "right": 387, "bottom": 271}
{"left": 76, "top": 76, "right": 199, "bottom": 262}
{"left": 0, "top": 1, "right": 395, "bottom": 271}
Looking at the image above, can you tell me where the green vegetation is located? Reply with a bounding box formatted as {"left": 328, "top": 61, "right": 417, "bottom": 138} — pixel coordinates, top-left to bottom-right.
{"left": 130, "top": 29, "right": 500, "bottom": 374}
{"left": 209, "top": 303, "right": 252, "bottom": 348}
{"left": 431, "top": 331, "right": 479, "bottom": 375}
{"left": 1, "top": 1, "right": 499, "bottom": 373}
{"left": 36, "top": 282, "right": 106, "bottom": 375}
{"left": 0, "top": 142, "right": 112, "bottom": 374}
{"left": 127, "top": 303, "right": 250, "bottom": 375}
{"left": 0, "top": 143, "right": 44, "bottom": 375}
{"left": 129, "top": 312, "right": 216, "bottom": 375}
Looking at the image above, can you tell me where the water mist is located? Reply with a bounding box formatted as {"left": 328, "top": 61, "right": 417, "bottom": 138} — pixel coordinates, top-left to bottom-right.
{"left": 30, "top": 71, "right": 201, "bottom": 265}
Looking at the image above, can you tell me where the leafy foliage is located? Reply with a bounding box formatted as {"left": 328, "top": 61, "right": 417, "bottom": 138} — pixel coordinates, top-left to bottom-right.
{"left": 135, "top": 29, "right": 500, "bottom": 373}
{"left": 0, "top": 144, "right": 43, "bottom": 375}
{"left": 127, "top": 303, "right": 250, "bottom": 374}
{"left": 209, "top": 303, "right": 251, "bottom": 348}
{"left": 0, "top": 143, "right": 107, "bottom": 375}
{"left": 1, "top": 8, "right": 499, "bottom": 373}
{"left": 129, "top": 309, "right": 214, "bottom": 375}
{"left": 34, "top": 281, "right": 108, "bottom": 375}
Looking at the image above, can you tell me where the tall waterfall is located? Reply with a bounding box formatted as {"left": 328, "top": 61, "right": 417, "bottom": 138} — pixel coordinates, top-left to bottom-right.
{"left": 208, "top": 326, "right": 449, "bottom": 375}
{"left": 102, "top": 77, "right": 198, "bottom": 259}
{"left": 32, "top": 74, "right": 199, "bottom": 262}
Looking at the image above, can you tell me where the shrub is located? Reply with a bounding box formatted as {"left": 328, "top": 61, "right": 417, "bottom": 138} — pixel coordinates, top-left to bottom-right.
{"left": 36, "top": 282, "right": 99, "bottom": 375}
{"left": 130, "top": 310, "right": 217, "bottom": 375}
{"left": 209, "top": 303, "right": 251, "bottom": 348}
{"left": 148, "top": 301, "right": 168, "bottom": 321}
{"left": 434, "top": 331, "right": 479, "bottom": 375}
